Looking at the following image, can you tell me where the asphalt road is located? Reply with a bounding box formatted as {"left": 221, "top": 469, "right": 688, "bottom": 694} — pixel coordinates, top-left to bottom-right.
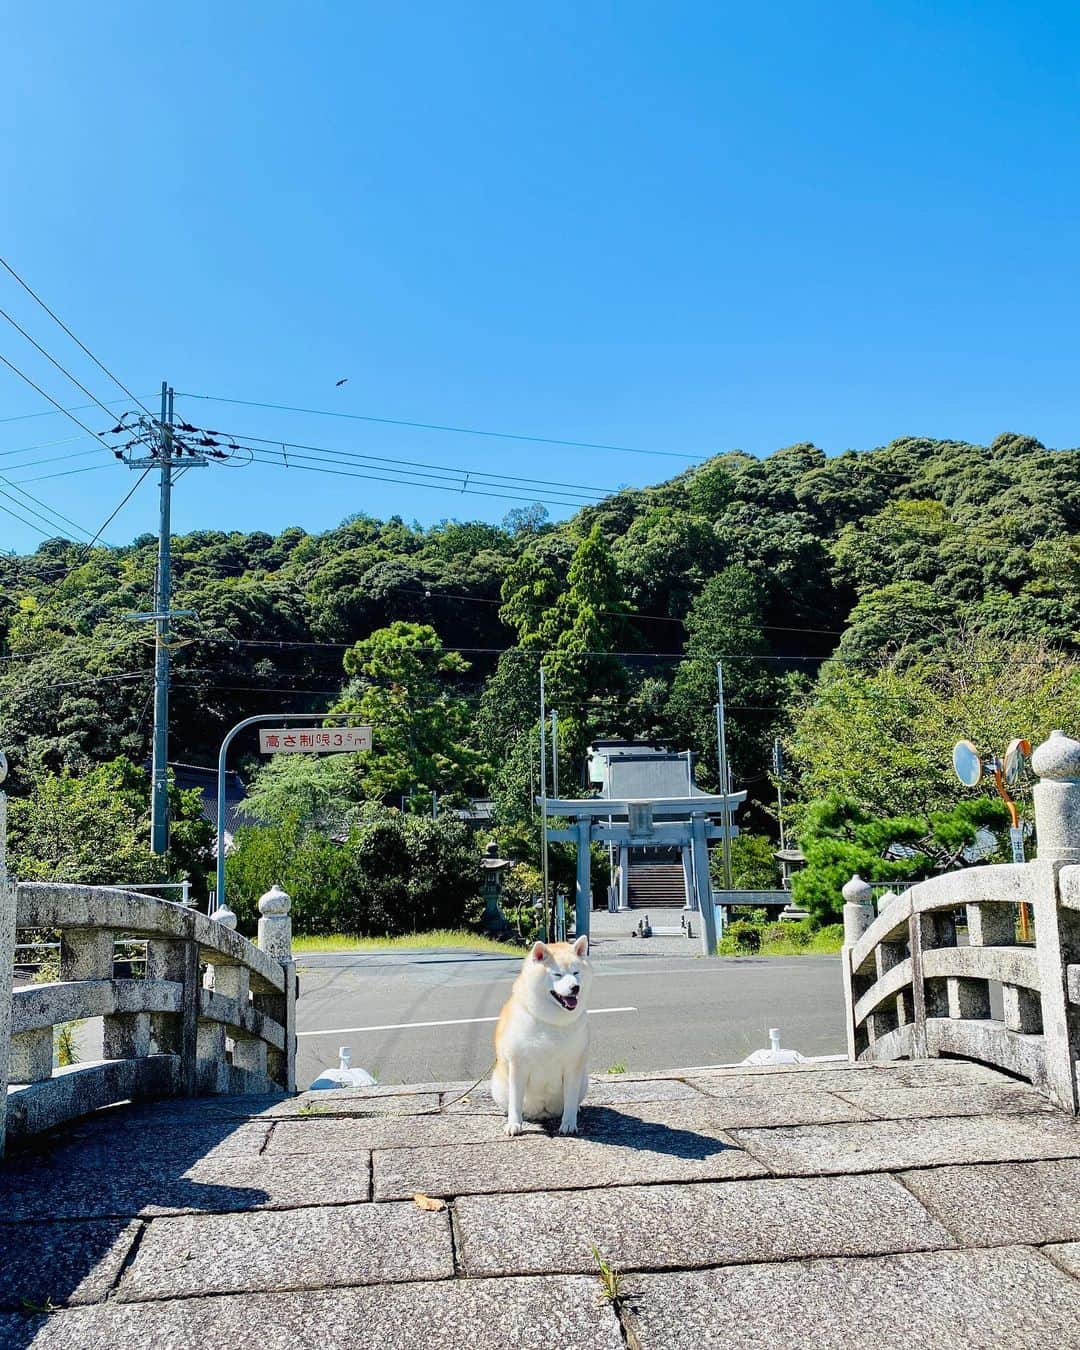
{"left": 295, "top": 948, "right": 846, "bottom": 1089}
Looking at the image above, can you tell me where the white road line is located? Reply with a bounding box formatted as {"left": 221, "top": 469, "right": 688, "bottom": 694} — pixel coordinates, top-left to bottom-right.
{"left": 297, "top": 1006, "right": 638, "bottom": 1037}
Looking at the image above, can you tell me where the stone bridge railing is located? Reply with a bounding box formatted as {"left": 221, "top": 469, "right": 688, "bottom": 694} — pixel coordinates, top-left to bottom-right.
{"left": 0, "top": 881, "right": 295, "bottom": 1156}
{"left": 842, "top": 730, "right": 1080, "bottom": 1114}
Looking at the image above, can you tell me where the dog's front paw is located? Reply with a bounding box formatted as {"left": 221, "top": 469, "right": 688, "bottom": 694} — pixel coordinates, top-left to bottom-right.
{"left": 504, "top": 1118, "right": 525, "bottom": 1137}
{"left": 557, "top": 1119, "right": 579, "bottom": 1136}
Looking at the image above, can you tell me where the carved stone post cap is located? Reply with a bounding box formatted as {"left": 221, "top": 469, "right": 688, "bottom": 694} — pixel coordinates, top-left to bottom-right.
{"left": 258, "top": 883, "right": 292, "bottom": 916}
{"left": 213, "top": 903, "right": 238, "bottom": 930}
{"left": 841, "top": 873, "right": 873, "bottom": 906}
{"left": 1032, "top": 730, "right": 1080, "bottom": 781}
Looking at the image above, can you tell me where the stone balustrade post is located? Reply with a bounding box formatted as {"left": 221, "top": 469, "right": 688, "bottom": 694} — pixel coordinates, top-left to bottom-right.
{"left": 841, "top": 874, "right": 873, "bottom": 1061}
{"left": 257, "top": 884, "right": 296, "bottom": 1092}
{"left": 1032, "top": 730, "right": 1080, "bottom": 1113}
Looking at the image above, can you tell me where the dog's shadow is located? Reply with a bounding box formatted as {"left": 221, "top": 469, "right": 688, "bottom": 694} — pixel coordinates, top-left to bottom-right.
{"left": 549, "top": 1105, "right": 731, "bottom": 1161}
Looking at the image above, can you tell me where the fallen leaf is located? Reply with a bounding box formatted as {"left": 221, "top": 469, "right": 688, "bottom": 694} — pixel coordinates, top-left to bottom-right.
{"left": 413, "top": 1193, "right": 446, "bottom": 1212}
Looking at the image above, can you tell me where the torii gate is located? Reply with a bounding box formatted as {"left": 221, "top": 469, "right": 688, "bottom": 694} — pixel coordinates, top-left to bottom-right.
{"left": 542, "top": 792, "right": 746, "bottom": 957}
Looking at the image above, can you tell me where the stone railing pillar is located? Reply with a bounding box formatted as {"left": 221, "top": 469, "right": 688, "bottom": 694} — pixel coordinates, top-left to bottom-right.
{"left": 1032, "top": 730, "right": 1080, "bottom": 1113}
{"left": 257, "top": 885, "right": 296, "bottom": 1093}
{"left": 257, "top": 884, "right": 292, "bottom": 961}
{"left": 841, "top": 874, "right": 873, "bottom": 1061}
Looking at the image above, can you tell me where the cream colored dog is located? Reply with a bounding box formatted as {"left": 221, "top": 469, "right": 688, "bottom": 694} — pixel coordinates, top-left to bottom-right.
{"left": 492, "top": 935, "right": 592, "bottom": 1136}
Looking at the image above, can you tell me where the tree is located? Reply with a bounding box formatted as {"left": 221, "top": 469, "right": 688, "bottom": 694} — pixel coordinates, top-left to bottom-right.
{"left": 333, "top": 621, "right": 485, "bottom": 807}
{"left": 666, "top": 566, "right": 780, "bottom": 787}
{"left": 789, "top": 632, "right": 1080, "bottom": 821}
{"left": 226, "top": 805, "right": 482, "bottom": 937}
{"left": 791, "top": 793, "right": 1007, "bottom": 924}
{"left": 8, "top": 758, "right": 212, "bottom": 887}
{"left": 836, "top": 582, "right": 955, "bottom": 665}
{"left": 543, "top": 522, "right": 634, "bottom": 719}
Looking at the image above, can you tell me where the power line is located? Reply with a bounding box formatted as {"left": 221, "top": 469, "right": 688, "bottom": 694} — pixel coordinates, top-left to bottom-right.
{"left": 0, "top": 496, "right": 56, "bottom": 539}
{"left": 0, "top": 432, "right": 88, "bottom": 458}
{"left": 0, "top": 255, "right": 155, "bottom": 418}
{"left": 1, "top": 447, "right": 107, "bottom": 473}
{"left": 177, "top": 391, "right": 707, "bottom": 462}
{"left": 0, "top": 301, "right": 147, "bottom": 435}
{"left": 0, "top": 395, "right": 149, "bottom": 429}
{"left": 0, "top": 475, "right": 91, "bottom": 540}
{"left": 0, "top": 349, "right": 131, "bottom": 453}
{"left": 10, "top": 462, "right": 114, "bottom": 484}
{"left": 201, "top": 427, "right": 618, "bottom": 496}
{"left": 229, "top": 447, "right": 603, "bottom": 508}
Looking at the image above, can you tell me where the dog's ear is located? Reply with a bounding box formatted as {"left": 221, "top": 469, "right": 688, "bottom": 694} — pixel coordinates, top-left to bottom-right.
{"left": 530, "top": 941, "right": 548, "bottom": 963}
{"left": 573, "top": 934, "right": 588, "bottom": 958}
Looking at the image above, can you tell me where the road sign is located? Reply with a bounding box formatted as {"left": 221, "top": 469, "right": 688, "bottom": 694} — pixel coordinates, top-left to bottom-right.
{"left": 258, "top": 726, "right": 372, "bottom": 754}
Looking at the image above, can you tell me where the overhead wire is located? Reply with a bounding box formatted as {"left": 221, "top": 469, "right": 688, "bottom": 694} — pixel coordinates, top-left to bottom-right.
{"left": 0, "top": 349, "right": 138, "bottom": 455}
{"left": 0, "top": 255, "right": 156, "bottom": 419}
{"left": 0, "top": 301, "right": 151, "bottom": 439}
{"left": 200, "top": 427, "right": 617, "bottom": 496}
{"left": 0, "top": 395, "right": 150, "bottom": 428}
{"left": 229, "top": 447, "right": 605, "bottom": 508}
{"left": 176, "top": 391, "right": 706, "bottom": 462}
{"left": 0, "top": 475, "right": 92, "bottom": 540}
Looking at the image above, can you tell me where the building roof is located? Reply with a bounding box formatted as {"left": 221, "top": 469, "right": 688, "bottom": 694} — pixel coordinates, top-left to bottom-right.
{"left": 587, "top": 741, "right": 715, "bottom": 802}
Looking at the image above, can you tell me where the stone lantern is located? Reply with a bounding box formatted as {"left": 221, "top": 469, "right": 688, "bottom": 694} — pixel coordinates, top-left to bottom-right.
{"left": 479, "top": 839, "right": 512, "bottom": 934}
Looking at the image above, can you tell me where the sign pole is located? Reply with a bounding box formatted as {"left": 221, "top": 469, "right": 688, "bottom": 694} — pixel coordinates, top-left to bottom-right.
{"left": 215, "top": 713, "right": 370, "bottom": 916}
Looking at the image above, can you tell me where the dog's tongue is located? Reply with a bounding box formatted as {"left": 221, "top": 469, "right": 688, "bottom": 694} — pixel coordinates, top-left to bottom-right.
{"left": 562, "top": 995, "right": 578, "bottom": 1010}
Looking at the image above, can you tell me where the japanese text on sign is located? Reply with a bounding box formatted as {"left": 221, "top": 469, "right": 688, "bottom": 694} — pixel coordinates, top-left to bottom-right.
{"left": 258, "top": 726, "right": 372, "bottom": 754}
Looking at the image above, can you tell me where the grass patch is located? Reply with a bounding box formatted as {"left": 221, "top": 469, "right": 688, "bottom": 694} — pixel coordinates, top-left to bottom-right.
{"left": 592, "top": 1246, "right": 627, "bottom": 1305}
{"left": 292, "top": 930, "right": 526, "bottom": 957}
{"left": 718, "top": 923, "right": 844, "bottom": 959}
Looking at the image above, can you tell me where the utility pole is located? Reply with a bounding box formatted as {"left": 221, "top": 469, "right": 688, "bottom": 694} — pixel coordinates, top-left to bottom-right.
{"left": 122, "top": 382, "right": 207, "bottom": 855}
{"left": 539, "top": 665, "right": 550, "bottom": 940}
{"left": 773, "top": 737, "right": 787, "bottom": 854}
{"left": 715, "top": 662, "right": 733, "bottom": 889}
{"left": 151, "top": 383, "right": 173, "bottom": 854}
{"left": 551, "top": 710, "right": 559, "bottom": 799}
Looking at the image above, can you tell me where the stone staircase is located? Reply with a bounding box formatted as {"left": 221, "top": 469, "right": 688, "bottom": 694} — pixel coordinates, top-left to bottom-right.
{"left": 3, "top": 1058, "right": 1080, "bottom": 1347}
{"left": 627, "top": 861, "right": 686, "bottom": 909}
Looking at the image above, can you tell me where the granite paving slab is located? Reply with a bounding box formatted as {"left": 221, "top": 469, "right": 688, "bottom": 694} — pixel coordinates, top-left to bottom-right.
{"left": 0, "top": 1219, "right": 141, "bottom": 1310}
{"left": 830, "top": 1082, "right": 1057, "bottom": 1121}
{"left": 257, "top": 1091, "right": 442, "bottom": 1117}
{"left": 266, "top": 1114, "right": 544, "bottom": 1154}
{"left": 456, "top": 1173, "right": 954, "bottom": 1276}
{"left": 0, "top": 1150, "right": 371, "bottom": 1221}
{"left": 6, "top": 1274, "right": 624, "bottom": 1349}
{"left": 374, "top": 1127, "right": 765, "bottom": 1199}
{"left": 443, "top": 1076, "right": 709, "bottom": 1112}
{"left": 1045, "top": 1242, "right": 1080, "bottom": 1278}
{"left": 729, "top": 1110, "right": 1080, "bottom": 1176}
{"left": 687, "top": 1061, "right": 1008, "bottom": 1098}
{"left": 621, "top": 1246, "right": 1080, "bottom": 1349}
{"left": 119, "top": 1202, "right": 453, "bottom": 1301}
{"left": 900, "top": 1158, "right": 1080, "bottom": 1246}
{"left": 607, "top": 1091, "right": 875, "bottom": 1130}
{"left": 61, "top": 1119, "right": 272, "bottom": 1161}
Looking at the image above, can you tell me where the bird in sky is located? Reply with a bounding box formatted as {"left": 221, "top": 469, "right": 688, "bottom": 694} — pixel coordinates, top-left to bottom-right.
{"left": 335, "top": 378, "right": 348, "bottom": 387}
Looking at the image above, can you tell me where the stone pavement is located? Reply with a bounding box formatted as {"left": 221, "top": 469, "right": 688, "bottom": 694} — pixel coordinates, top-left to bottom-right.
{"left": 2, "top": 1059, "right": 1080, "bottom": 1348}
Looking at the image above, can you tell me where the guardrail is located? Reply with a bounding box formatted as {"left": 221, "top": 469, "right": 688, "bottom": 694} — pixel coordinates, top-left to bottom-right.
{"left": 0, "top": 881, "right": 295, "bottom": 1156}
{"left": 841, "top": 730, "right": 1080, "bottom": 1114}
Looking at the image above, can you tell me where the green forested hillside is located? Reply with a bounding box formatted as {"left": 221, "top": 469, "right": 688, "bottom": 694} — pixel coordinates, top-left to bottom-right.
{"left": 2, "top": 433, "right": 1078, "bottom": 922}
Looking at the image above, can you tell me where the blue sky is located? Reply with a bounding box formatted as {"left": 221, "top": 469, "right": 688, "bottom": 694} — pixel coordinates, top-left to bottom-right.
{"left": 0, "top": 2, "right": 1077, "bottom": 553}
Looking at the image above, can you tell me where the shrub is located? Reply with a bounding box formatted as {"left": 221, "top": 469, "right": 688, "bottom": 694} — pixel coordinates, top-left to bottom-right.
{"left": 723, "top": 920, "right": 762, "bottom": 954}
{"left": 226, "top": 806, "right": 482, "bottom": 937}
